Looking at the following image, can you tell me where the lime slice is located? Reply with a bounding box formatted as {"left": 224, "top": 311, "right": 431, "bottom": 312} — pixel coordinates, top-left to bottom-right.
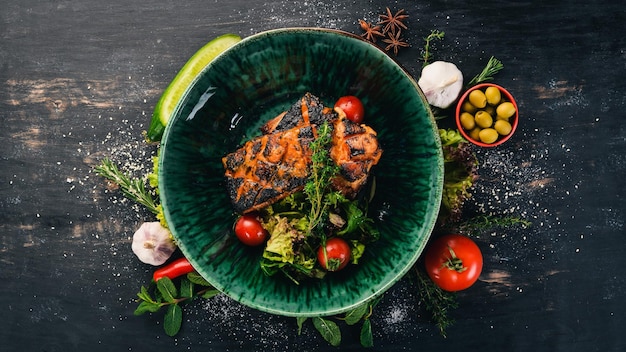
{"left": 146, "top": 33, "right": 242, "bottom": 142}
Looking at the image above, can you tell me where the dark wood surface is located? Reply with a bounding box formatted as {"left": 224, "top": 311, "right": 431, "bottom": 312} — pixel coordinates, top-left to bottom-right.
{"left": 2, "top": 0, "right": 625, "bottom": 351}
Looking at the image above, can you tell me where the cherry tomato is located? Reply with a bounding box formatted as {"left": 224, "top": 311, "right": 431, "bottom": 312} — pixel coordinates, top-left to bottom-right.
{"left": 334, "top": 96, "right": 365, "bottom": 123}
{"left": 317, "top": 237, "right": 351, "bottom": 271}
{"left": 153, "top": 257, "right": 195, "bottom": 282}
{"left": 424, "top": 234, "right": 483, "bottom": 292}
{"left": 234, "top": 214, "right": 268, "bottom": 246}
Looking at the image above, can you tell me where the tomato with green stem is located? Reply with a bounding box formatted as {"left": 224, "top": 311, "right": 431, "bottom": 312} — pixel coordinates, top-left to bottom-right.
{"left": 334, "top": 96, "right": 365, "bottom": 123}
{"left": 234, "top": 214, "right": 268, "bottom": 246}
{"left": 317, "top": 237, "right": 351, "bottom": 271}
{"left": 424, "top": 234, "right": 483, "bottom": 291}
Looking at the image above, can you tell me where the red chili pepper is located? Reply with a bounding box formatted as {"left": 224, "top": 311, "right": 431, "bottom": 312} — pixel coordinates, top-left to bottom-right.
{"left": 153, "top": 257, "right": 195, "bottom": 282}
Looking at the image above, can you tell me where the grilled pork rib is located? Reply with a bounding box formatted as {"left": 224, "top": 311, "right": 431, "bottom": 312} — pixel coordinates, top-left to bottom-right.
{"left": 222, "top": 93, "right": 382, "bottom": 214}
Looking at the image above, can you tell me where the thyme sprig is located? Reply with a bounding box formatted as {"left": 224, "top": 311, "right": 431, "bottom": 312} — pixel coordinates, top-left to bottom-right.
{"left": 94, "top": 157, "right": 159, "bottom": 214}
{"left": 303, "top": 122, "right": 339, "bottom": 235}
{"left": 467, "top": 56, "right": 504, "bottom": 87}
{"left": 422, "top": 29, "right": 445, "bottom": 66}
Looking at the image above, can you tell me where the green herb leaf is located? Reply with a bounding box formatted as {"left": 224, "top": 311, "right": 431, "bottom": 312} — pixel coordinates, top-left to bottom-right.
{"left": 94, "top": 158, "right": 159, "bottom": 214}
{"left": 304, "top": 122, "right": 339, "bottom": 235}
{"left": 137, "top": 285, "right": 157, "bottom": 304}
{"left": 156, "top": 277, "right": 178, "bottom": 303}
{"left": 344, "top": 303, "right": 369, "bottom": 325}
{"left": 360, "top": 319, "right": 374, "bottom": 348}
{"left": 422, "top": 29, "right": 445, "bottom": 66}
{"left": 296, "top": 317, "right": 308, "bottom": 335}
{"left": 163, "top": 304, "right": 183, "bottom": 337}
{"left": 186, "top": 272, "right": 212, "bottom": 286}
{"left": 134, "top": 300, "right": 161, "bottom": 315}
{"left": 313, "top": 317, "right": 341, "bottom": 347}
{"left": 414, "top": 266, "right": 458, "bottom": 337}
{"left": 180, "top": 277, "right": 193, "bottom": 298}
{"left": 200, "top": 288, "right": 220, "bottom": 299}
{"left": 467, "top": 56, "right": 504, "bottom": 87}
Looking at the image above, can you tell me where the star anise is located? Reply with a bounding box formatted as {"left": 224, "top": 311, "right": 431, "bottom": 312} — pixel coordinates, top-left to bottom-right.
{"left": 378, "top": 7, "right": 408, "bottom": 35}
{"left": 358, "top": 19, "right": 384, "bottom": 43}
{"left": 383, "top": 30, "right": 409, "bottom": 56}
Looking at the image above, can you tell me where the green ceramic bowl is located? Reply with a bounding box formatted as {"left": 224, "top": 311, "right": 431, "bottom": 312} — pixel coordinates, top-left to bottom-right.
{"left": 159, "top": 28, "right": 443, "bottom": 317}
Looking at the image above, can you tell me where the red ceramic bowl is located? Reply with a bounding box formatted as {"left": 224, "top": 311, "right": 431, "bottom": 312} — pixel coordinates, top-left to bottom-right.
{"left": 455, "top": 83, "right": 518, "bottom": 147}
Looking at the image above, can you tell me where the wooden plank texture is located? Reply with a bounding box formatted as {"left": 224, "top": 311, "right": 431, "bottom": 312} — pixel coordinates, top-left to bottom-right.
{"left": 1, "top": 0, "right": 624, "bottom": 351}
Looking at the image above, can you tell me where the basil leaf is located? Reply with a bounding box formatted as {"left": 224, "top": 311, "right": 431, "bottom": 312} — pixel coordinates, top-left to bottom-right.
{"left": 313, "top": 317, "right": 341, "bottom": 347}
{"left": 164, "top": 304, "right": 183, "bottom": 337}
{"left": 156, "top": 277, "right": 177, "bottom": 303}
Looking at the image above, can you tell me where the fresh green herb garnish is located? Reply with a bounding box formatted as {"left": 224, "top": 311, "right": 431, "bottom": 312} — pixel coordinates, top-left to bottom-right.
{"left": 455, "top": 214, "right": 531, "bottom": 233}
{"left": 134, "top": 272, "right": 220, "bottom": 336}
{"left": 298, "top": 297, "right": 380, "bottom": 347}
{"left": 422, "top": 29, "right": 445, "bottom": 66}
{"left": 414, "top": 266, "right": 458, "bottom": 337}
{"left": 95, "top": 157, "right": 159, "bottom": 214}
{"left": 303, "top": 121, "right": 340, "bottom": 235}
{"left": 467, "top": 56, "right": 504, "bottom": 87}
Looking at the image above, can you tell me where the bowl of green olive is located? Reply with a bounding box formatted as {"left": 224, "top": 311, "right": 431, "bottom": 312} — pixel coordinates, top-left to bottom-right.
{"left": 455, "top": 83, "right": 518, "bottom": 147}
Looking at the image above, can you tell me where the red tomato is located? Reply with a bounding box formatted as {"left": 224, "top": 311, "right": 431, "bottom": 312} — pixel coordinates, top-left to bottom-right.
{"left": 424, "top": 234, "right": 483, "bottom": 292}
{"left": 153, "top": 257, "right": 195, "bottom": 282}
{"left": 334, "top": 96, "right": 365, "bottom": 123}
{"left": 317, "top": 237, "right": 351, "bottom": 271}
{"left": 234, "top": 214, "right": 268, "bottom": 246}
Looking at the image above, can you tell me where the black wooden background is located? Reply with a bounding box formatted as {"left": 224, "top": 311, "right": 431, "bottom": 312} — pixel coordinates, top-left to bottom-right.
{"left": 1, "top": 0, "right": 625, "bottom": 351}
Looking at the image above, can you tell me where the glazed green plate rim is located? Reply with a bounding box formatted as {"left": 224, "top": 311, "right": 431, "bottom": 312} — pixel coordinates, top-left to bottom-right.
{"left": 159, "top": 27, "right": 443, "bottom": 317}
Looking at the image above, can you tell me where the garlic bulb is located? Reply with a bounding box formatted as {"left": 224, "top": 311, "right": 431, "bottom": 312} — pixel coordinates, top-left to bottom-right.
{"left": 131, "top": 222, "right": 176, "bottom": 266}
{"left": 418, "top": 61, "right": 464, "bottom": 109}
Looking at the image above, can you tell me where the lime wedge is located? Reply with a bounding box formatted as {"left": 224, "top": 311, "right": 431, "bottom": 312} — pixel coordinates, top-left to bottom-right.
{"left": 146, "top": 33, "right": 242, "bottom": 142}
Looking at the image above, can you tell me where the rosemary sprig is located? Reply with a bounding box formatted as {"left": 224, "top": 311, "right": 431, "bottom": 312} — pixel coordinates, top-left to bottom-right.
{"left": 467, "top": 56, "right": 504, "bottom": 87}
{"left": 422, "top": 30, "right": 445, "bottom": 66}
{"left": 94, "top": 157, "right": 159, "bottom": 215}
{"left": 414, "top": 266, "right": 458, "bottom": 337}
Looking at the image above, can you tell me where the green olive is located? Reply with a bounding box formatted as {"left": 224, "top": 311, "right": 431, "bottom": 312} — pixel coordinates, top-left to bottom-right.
{"left": 474, "top": 110, "right": 493, "bottom": 129}
{"left": 479, "top": 128, "right": 499, "bottom": 144}
{"left": 496, "top": 114, "right": 510, "bottom": 121}
{"left": 461, "top": 100, "right": 478, "bottom": 114}
{"left": 460, "top": 112, "right": 475, "bottom": 130}
{"left": 494, "top": 119, "right": 512, "bottom": 136}
{"left": 485, "top": 86, "right": 502, "bottom": 106}
{"left": 483, "top": 105, "right": 496, "bottom": 117}
{"left": 468, "top": 90, "right": 487, "bottom": 108}
{"left": 469, "top": 127, "right": 481, "bottom": 141}
{"left": 496, "top": 102, "right": 516, "bottom": 119}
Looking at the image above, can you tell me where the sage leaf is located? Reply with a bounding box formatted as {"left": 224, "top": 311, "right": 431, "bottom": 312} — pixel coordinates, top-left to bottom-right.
{"left": 344, "top": 303, "right": 368, "bottom": 325}
{"left": 156, "top": 277, "right": 177, "bottom": 303}
{"left": 360, "top": 319, "right": 373, "bottom": 348}
{"left": 164, "top": 304, "right": 183, "bottom": 337}
{"left": 134, "top": 300, "right": 161, "bottom": 316}
{"left": 187, "top": 272, "right": 211, "bottom": 286}
{"left": 313, "top": 317, "right": 341, "bottom": 347}
{"left": 180, "top": 277, "right": 193, "bottom": 298}
{"left": 296, "top": 317, "right": 308, "bottom": 335}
